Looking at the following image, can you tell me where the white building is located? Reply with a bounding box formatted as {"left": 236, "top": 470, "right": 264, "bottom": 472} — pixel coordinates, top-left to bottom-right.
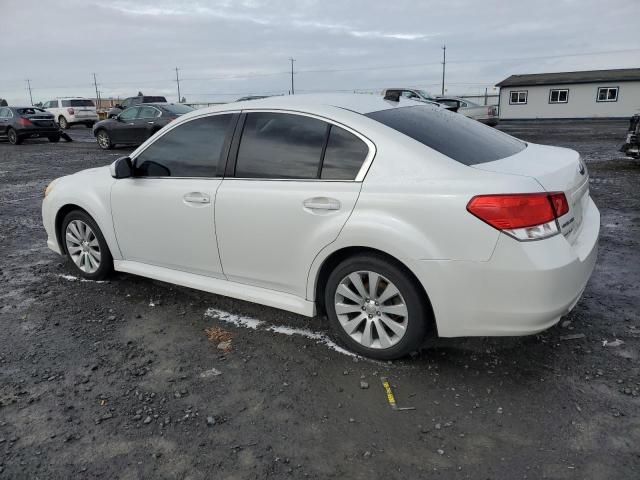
{"left": 496, "top": 68, "right": 640, "bottom": 119}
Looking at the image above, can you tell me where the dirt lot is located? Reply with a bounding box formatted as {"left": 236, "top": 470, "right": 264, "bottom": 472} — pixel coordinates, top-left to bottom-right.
{"left": 0, "top": 120, "right": 638, "bottom": 479}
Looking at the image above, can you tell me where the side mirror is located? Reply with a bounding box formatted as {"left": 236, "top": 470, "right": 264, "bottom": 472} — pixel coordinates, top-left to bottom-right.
{"left": 110, "top": 156, "right": 133, "bottom": 179}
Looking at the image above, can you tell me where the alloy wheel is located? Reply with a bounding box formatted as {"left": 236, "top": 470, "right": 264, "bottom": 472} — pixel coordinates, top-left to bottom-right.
{"left": 65, "top": 219, "right": 101, "bottom": 273}
{"left": 8, "top": 129, "right": 17, "bottom": 144}
{"left": 334, "top": 271, "right": 409, "bottom": 349}
{"left": 97, "top": 131, "right": 110, "bottom": 149}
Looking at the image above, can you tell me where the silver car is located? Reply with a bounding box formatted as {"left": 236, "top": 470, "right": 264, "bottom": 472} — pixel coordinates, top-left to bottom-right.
{"left": 436, "top": 96, "right": 499, "bottom": 126}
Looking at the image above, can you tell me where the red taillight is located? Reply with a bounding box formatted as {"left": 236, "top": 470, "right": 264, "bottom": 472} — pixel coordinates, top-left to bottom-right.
{"left": 67, "top": 108, "right": 75, "bottom": 115}
{"left": 18, "top": 117, "right": 34, "bottom": 127}
{"left": 467, "top": 192, "right": 569, "bottom": 240}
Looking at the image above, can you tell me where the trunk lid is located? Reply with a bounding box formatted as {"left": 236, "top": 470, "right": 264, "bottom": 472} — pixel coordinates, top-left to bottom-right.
{"left": 472, "top": 143, "right": 590, "bottom": 244}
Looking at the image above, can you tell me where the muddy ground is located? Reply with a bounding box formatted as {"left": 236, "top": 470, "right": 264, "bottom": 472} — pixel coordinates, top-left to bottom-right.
{"left": 0, "top": 120, "right": 638, "bottom": 479}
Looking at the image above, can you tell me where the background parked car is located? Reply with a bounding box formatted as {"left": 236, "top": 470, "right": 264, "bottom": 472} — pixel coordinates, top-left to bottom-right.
{"left": 93, "top": 103, "right": 194, "bottom": 149}
{"left": 620, "top": 114, "right": 640, "bottom": 159}
{"left": 236, "top": 95, "right": 270, "bottom": 102}
{"left": 107, "top": 95, "right": 168, "bottom": 118}
{"left": 382, "top": 88, "right": 455, "bottom": 110}
{"left": 43, "top": 98, "right": 97, "bottom": 129}
{"left": 0, "top": 106, "right": 59, "bottom": 144}
{"left": 436, "top": 96, "right": 499, "bottom": 126}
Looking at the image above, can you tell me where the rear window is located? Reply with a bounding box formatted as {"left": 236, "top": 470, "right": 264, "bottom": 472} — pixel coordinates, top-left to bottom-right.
{"left": 161, "top": 104, "right": 194, "bottom": 115}
{"left": 366, "top": 105, "right": 525, "bottom": 165}
{"left": 143, "top": 96, "right": 167, "bottom": 103}
{"left": 17, "top": 108, "right": 46, "bottom": 115}
{"left": 62, "top": 99, "right": 95, "bottom": 107}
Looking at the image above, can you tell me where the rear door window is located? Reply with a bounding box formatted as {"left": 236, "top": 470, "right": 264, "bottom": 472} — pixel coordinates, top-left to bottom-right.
{"left": 134, "top": 114, "right": 234, "bottom": 177}
{"left": 119, "top": 107, "right": 139, "bottom": 121}
{"left": 234, "top": 112, "right": 327, "bottom": 179}
{"left": 321, "top": 126, "right": 369, "bottom": 180}
{"left": 366, "top": 105, "right": 525, "bottom": 165}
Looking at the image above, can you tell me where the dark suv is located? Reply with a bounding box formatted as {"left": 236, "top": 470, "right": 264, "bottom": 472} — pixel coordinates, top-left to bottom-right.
{"left": 107, "top": 95, "right": 168, "bottom": 118}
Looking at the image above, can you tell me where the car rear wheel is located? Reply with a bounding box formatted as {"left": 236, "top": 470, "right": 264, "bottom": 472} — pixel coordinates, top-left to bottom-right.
{"left": 58, "top": 116, "right": 69, "bottom": 129}
{"left": 7, "top": 128, "right": 22, "bottom": 145}
{"left": 62, "top": 210, "right": 113, "bottom": 281}
{"left": 96, "top": 130, "right": 114, "bottom": 150}
{"left": 324, "top": 254, "right": 429, "bottom": 360}
{"left": 48, "top": 134, "right": 61, "bottom": 143}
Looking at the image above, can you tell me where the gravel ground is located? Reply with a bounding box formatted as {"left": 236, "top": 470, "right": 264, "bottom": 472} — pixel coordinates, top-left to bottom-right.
{"left": 0, "top": 120, "right": 638, "bottom": 479}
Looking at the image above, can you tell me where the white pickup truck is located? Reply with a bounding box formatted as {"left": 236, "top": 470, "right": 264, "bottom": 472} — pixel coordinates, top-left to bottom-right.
{"left": 436, "top": 96, "right": 499, "bottom": 126}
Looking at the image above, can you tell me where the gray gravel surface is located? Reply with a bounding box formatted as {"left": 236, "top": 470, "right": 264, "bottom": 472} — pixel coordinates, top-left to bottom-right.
{"left": 0, "top": 121, "right": 638, "bottom": 479}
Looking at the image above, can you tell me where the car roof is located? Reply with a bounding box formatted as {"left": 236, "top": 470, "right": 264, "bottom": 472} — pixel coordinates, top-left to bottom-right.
{"left": 193, "top": 93, "right": 431, "bottom": 117}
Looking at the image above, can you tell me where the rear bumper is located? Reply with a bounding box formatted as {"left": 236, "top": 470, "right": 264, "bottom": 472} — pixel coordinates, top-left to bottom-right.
{"left": 416, "top": 197, "right": 600, "bottom": 337}
{"left": 69, "top": 115, "right": 97, "bottom": 123}
{"left": 17, "top": 126, "right": 60, "bottom": 136}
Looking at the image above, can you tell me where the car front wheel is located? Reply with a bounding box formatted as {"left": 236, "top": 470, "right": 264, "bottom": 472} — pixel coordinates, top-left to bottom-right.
{"left": 62, "top": 210, "right": 113, "bottom": 280}
{"left": 58, "top": 116, "right": 69, "bottom": 129}
{"left": 324, "top": 254, "right": 429, "bottom": 360}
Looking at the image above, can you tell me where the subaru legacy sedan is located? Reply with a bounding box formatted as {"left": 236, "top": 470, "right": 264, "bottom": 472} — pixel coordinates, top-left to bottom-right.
{"left": 42, "top": 94, "right": 599, "bottom": 359}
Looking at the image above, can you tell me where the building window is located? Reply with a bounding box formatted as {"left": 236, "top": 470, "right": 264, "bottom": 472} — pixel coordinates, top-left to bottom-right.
{"left": 597, "top": 87, "right": 618, "bottom": 102}
{"left": 509, "top": 91, "right": 528, "bottom": 105}
{"left": 549, "top": 89, "right": 569, "bottom": 104}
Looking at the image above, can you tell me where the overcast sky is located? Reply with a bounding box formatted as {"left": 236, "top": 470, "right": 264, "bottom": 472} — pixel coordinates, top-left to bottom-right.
{"left": 2, "top": 0, "right": 639, "bottom": 105}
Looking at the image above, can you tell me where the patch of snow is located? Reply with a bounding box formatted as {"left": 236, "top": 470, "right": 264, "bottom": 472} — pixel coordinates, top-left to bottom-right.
{"left": 199, "top": 368, "right": 223, "bottom": 378}
{"left": 204, "top": 307, "right": 264, "bottom": 330}
{"left": 204, "top": 307, "right": 357, "bottom": 357}
{"left": 57, "top": 274, "right": 107, "bottom": 284}
{"left": 149, "top": 301, "right": 156, "bottom": 307}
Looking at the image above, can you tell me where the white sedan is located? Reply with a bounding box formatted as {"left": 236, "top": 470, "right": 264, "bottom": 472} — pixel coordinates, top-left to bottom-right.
{"left": 42, "top": 94, "right": 599, "bottom": 359}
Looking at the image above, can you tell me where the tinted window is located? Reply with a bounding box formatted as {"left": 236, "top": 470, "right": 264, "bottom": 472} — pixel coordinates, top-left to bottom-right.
{"left": 235, "top": 112, "right": 327, "bottom": 179}
{"left": 142, "top": 96, "right": 167, "bottom": 103}
{"left": 119, "top": 107, "right": 139, "bottom": 121}
{"left": 366, "top": 105, "right": 525, "bottom": 165}
{"left": 16, "top": 108, "right": 46, "bottom": 115}
{"left": 134, "top": 114, "right": 233, "bottom": 177}
{"left": 321, "top": 126, "right": 369, "bottom": 180}
{"left": 66, "top": 99, "right": 95, "bottom": 107}
{"left": 161, "top": 104, "right": 194, "bottom": 115}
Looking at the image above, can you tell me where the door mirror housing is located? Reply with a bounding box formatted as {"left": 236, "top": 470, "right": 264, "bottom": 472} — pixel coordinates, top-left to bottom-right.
{"left": 110, "top": 156, "right": 133, "bottom": 179}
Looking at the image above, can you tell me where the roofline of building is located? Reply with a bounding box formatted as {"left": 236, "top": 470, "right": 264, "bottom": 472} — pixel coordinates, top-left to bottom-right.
{"left": 495, "top": 68, "right": 640, "bottom": 87}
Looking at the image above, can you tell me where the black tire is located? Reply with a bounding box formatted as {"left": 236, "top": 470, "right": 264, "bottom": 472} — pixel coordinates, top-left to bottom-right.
{"left": 324, "top": 254, "right": 429, "bottom": 360}
{"left": 96, "top": 129, "right": 114, "bottom": 150}
{"left": 61, "top": 210, "right": 113, "bottom": 281}
{"left": 7, "top": 128, "right": 22, "bottom": 145}
{"left": 58, "top": 116, "right": 69, "bottom": 129}
{"left": 48, "top": 134, "right": 61, "bottom": 143}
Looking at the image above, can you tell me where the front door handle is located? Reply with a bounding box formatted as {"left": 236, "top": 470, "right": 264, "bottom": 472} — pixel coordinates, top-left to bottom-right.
{"left": 183, "top": 192, "right": 210, "bottom": 204}
{"left": 303, "top": 197, "right": 341, "bottom": 211}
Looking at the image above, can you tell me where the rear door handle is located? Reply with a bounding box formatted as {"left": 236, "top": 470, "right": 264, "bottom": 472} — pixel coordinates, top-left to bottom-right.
{"left": 303, "top": 197, "right": 341, "bottom": 211}
{"left": 183, "top": 192, "right": 210, "bottom": 204}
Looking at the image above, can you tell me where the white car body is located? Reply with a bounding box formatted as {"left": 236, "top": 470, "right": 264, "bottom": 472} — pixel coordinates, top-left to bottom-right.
{"left": 43, "top": 97, "right": 98, "bottom": 128}
{"left": 42, "top": 94, "right": 599, "bottom": 346}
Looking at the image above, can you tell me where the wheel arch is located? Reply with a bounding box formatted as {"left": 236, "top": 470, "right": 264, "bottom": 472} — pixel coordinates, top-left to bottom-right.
{"left": 54, "top": 202, "right": 121, "bottom": 259}
{"left": 311, "top": 246, "right": 437, "bottom": 336}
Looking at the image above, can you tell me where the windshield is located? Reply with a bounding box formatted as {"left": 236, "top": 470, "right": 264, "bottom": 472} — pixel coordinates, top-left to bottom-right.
{"left": 415, "top": 90, "right": 436, "bottom": 100}
{"left": 161, "top": 104, "right": 195, "bottom": 114}
{"left": 62, "top": 99, "right": 95, "bottom": 107}
{"left": 366, "top": 105, "right": 525, "bottom": 165}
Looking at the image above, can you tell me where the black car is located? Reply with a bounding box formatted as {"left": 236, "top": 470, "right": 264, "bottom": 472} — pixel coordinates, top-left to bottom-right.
{"left": 620, "top": 114, "right": 640, "bottom": 159}
{"left": 0, "top": 106, "right": 60, "bottom": 145}
{"left": 107, "top": 95, "right": 168, "bottom": 118}
{"left": 93, "top": 103, "right": 194, "bottom": 150}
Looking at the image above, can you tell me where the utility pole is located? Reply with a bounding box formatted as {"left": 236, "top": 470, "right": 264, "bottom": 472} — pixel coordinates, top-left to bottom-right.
{"left": 289, "top": 58, "right": 295, "bottom": 95}
{"left": 441, "top": 45, "right": 446, "bottom": 96}
{"left": 175, "top": 67, "right": 181, "bottom": 102}
{"left": 26, "top": 79, "right": 33, "bottom": 105}
{"left": 93, "top": 73, "right": 100, "bottom": 109}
